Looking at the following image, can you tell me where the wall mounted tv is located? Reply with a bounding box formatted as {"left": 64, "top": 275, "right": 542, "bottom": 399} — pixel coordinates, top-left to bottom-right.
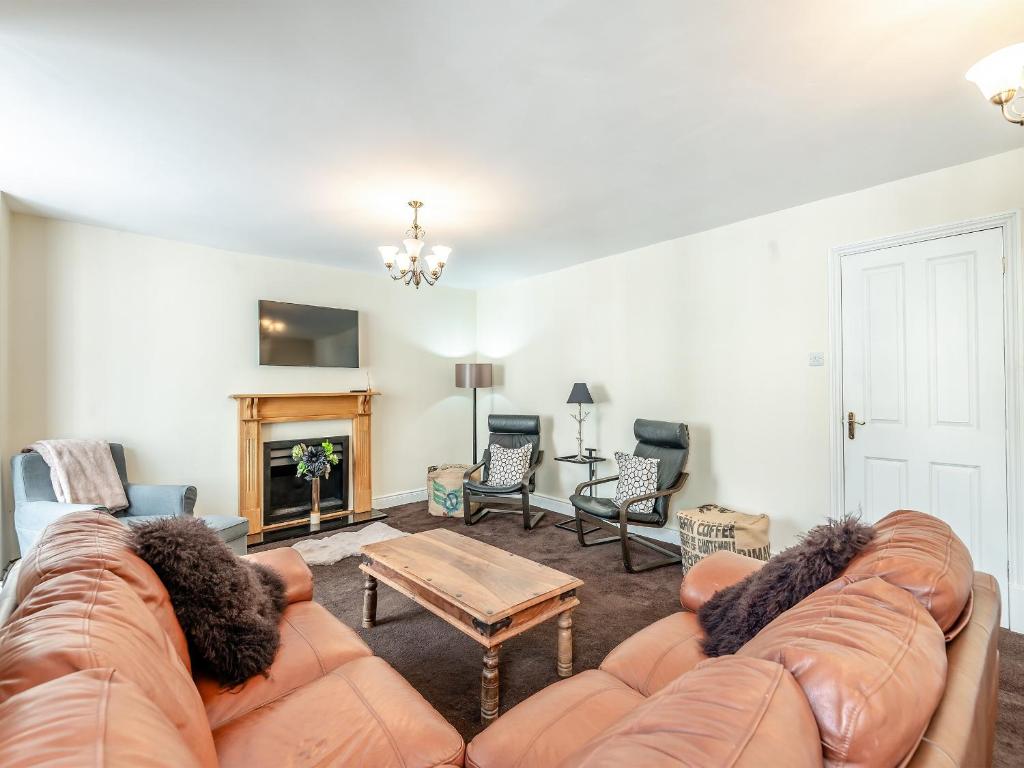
{"left": 258, "top": 300, "right": 359, "bottom": 368}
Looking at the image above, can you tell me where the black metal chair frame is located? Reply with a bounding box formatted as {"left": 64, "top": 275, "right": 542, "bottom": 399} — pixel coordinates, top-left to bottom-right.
{"left": 463, "top": 450, "right": 546, "bottom": 530}
{"left": 573, "top": 471, "right": 689, "bottom": 573}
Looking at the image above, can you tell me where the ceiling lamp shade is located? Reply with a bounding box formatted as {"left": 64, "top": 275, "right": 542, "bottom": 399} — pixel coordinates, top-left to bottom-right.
{"left": 966, "top": 43, "right": 1024, "bottom": 125}
{"left": 377, "top": 201, "right": 452, "bottom": 288}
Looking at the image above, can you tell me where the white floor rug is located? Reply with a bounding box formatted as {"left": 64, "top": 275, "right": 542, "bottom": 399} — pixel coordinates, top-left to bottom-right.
{"left": 291, "top": 522, "right": 407, "bottom": 566}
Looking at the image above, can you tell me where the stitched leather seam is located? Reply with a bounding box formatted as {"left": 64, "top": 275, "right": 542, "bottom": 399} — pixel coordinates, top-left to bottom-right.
{"left": 96, "top": 668, "right": 115, "bottom": 768}
{"left": 926, "top": 531, "right": 954, "bottom": 613}
{"left": 206, "top": 615, "right": 328, "bottom": 729}
{"left": 516, "top": 685, "right": 634, "bottom": 768}
{"left": 83, "top": 569, "right": 105, "bottom": 670}
{"left": 721, "top": 663, "right": 784, "bottom": 768}
{"left": 639, "top": 627, "right": 702, "bottom": 694}
{"left": 285, "top": 613, "right": 328, "bottom": 676}
{"left": 835, "top": 592, "right": 918, "bottom": 768}
{"left": 331, "top": 667, "right": 407, "bottom": 768}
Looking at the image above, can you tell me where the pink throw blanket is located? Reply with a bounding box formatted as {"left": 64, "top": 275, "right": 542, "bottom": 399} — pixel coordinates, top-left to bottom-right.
{"left": 26, "top": 439, "right": 129, "bottom": 512}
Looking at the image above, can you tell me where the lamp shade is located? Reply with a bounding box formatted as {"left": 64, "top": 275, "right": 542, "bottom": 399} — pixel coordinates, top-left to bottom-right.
{"left": 455, "top": 363, "right": 493, "bottom": 389}
{"left": 566, "top": 382, "right": 593, "bottom": 404}
{"left": 966, "top": 43, "right": 1024, "bottom": 100}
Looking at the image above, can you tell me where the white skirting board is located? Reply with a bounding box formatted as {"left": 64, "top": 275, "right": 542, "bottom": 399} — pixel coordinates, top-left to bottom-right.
{"left": 373, "top": 488, "right": 428, "bottom": 509}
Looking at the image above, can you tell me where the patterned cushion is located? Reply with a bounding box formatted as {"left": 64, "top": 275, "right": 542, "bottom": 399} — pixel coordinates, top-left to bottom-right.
{"left": 613, "top": 452, "right": 660, "bottom": 516}
{"left": 485, "top": 443, "right": 532, "bottom": 487}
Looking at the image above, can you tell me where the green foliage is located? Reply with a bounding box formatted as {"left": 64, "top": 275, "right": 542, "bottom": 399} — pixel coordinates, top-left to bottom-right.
{"left": 291, "top": 440, "right": 341, "bottom": 482}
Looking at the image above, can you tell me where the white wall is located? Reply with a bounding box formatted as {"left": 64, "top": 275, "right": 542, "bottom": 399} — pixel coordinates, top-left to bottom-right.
{"left": 476, "top": 147, "right": 1024, "bottom": 551}
{"left": 0, "top": 194, "right": 14, "bottom": 569}
{"left": 5, "top": 215, "right": 477, "bottom": 540}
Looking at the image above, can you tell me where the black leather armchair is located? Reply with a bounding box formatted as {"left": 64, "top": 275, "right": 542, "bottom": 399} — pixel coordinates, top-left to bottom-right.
{"left": 463, "top": 414, "right": 545, "bottom": 530}
{"left": 570, "top": 419, "right": 689, "bottom": 573}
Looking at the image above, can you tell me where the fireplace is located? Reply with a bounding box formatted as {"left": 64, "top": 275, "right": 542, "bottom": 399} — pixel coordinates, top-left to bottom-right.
{"left": 262, "top": 436, "right": 350, "bottom": 527}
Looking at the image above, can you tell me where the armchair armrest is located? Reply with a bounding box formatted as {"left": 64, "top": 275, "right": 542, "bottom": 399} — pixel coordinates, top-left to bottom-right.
{"left": 679, "top": 550, "right": 764, "bottom": 612}
{"left": 523, "top": 449, "right": 544, "bottom": 481}
{"left": 243, "top": 548, "right": 314, "bottom": 604}
{"left": 616, "top": 472, "right": 690, "bottom": 521}
{"left": 124, "top": 483, "right": 197, "bottom": 518}
{"left": 463, "top": 461, "right": 486, "bottom": 483}
{"left": 575, "top": 474, "right": 619, "bottom": 496}
{"left": 14, "top": 500, "right": 102, "bottom": 557}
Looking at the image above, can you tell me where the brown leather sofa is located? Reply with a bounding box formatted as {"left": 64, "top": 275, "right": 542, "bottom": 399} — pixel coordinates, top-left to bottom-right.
{"left": 466, "top": 509, "right": 1000, "bottom": 768}
{"left": 0, "top": 510, "right": 465, "bottom": 767}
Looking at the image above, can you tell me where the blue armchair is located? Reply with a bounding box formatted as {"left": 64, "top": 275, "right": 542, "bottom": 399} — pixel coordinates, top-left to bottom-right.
{"left": 11, "top": 444, "right": 248, "bottom": 556}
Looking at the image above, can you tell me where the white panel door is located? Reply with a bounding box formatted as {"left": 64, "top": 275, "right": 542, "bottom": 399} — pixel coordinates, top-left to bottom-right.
{"left": 841, "top": 228, "right": 1007, "bottom": 615}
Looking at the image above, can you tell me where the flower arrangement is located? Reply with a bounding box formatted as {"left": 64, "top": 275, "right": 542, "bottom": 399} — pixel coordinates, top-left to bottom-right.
{"left": 291, "top": 440, "right": 340, "bottom": 532}
{"left": 291, "top": 440, "right": 340, "bottom": 481}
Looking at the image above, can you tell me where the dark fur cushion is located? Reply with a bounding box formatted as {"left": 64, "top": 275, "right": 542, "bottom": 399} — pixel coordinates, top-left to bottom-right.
{"left": 131, "top": 516, "right": 287, "bottom": 687}
{"left": 698, "top": 515, "right": 875, "bottom": 657}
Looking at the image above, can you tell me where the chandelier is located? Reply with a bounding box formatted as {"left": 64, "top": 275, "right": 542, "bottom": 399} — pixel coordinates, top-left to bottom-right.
{"left": 378, "top": 200, "right": 451, "bottom": 288}
{"left": 966, "top": 43, "right": 1024, "bottom": 126}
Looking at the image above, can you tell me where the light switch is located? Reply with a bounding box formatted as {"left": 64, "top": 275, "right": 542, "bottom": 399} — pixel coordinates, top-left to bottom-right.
{"left": 808, "top": 352, "right": 824, "bottom": 367}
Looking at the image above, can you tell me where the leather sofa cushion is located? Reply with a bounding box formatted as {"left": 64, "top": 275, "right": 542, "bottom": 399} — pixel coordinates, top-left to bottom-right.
{"left": 561, "top": 656, "right": 823, "bottom": 768}
{"left": 839, "top": 510, "right": 973, "bottom": 637}
{"left": 213, "top": 656, "right": 464, "bottom": 768}
{"left": 738, "top": 576, "right": 947, "bottom": 768}
{"left": 15, "top": 509, "right": 191, "bottom": 668}
{"left": 0, "top": 668, "right": 208, "bottom": 767}
{"left": 0, "top": 568, "right": 218, "bottom": 767}
{"left": 678, "top": 550, "right": 765, "bottom": 612}
{"left": 199, "top": 600, "right": 373, "bottom": 729}
{"left": 466, "top": 669, "right": 645, "bottom": 768}
{"left": 599, "top": 611, "right": 707, "bottom": 696}
{"left": 243, "top": 547, "right": 315, "bottom": 604}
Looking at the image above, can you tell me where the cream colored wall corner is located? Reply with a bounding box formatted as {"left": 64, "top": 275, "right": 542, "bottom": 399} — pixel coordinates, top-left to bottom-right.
{"left": 3, "top": 215, "right": 477, "bottom": 557}
{"left": 475, "top": 146, "right": 1024, "bottom": 552}
{"left": 0, "top": 194, "right": 14, "bottom": 570}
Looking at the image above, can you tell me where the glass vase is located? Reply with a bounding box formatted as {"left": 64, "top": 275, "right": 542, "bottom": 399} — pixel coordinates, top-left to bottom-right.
{"left": 310, "top": 477, "right": 321, "bottom": 532}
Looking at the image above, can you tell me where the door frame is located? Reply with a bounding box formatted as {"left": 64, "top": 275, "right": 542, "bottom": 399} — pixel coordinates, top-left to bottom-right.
{"left": 826, "top": 211, "right": 1023, "bottom": 630}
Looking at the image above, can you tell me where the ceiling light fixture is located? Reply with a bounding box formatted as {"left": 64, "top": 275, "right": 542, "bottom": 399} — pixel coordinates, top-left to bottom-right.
{"left": 966, "top": 43, "right": 1024, "bottom": 125}
{"left": 378, "top": 201, "right": 450, "bottom": 288}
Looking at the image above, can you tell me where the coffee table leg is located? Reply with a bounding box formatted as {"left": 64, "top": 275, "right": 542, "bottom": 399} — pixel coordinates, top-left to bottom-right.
{"left": 481, "top": 645, "right": 501, "bottom": 724}
{"left": 362, "top": 574, "right": 377, "bottom": 628}
{"left": 557, "top": 608, "right": 574, "bottom": 678}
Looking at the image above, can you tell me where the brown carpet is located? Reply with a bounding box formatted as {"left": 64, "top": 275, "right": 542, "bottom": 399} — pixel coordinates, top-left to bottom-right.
{"left": 256, "top": 502, "right": 1023, "bottom": 764}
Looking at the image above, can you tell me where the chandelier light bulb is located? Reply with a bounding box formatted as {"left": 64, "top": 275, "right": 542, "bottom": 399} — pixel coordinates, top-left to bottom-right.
{"left": 431, "top": 245, "right": 451, "bottom": 266}
{"left": 966, "top": 43, "right": 1024, "bottom": 102}
{"left": 378, "top": 245, "right": 399, "bottom": 266}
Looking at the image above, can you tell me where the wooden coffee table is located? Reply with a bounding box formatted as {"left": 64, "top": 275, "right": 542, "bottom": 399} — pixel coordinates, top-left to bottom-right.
{"left": 359, "top": 528, "right": 582, "bottom": 723}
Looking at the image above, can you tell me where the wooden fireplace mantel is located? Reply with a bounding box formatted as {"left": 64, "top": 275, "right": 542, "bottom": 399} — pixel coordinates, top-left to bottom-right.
{"left": 231, "top": 391, "right": 380, "bottom": 543}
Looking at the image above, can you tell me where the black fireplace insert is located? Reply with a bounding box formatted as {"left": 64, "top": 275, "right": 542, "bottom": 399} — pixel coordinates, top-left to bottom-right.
{"left": 262, "top": 436, "right": 350, "bottom": 527}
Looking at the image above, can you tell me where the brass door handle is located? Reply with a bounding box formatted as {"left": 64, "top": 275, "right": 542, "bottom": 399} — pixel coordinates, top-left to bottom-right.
{"left": 847, "top": 411, "right": 866, "bottom": 439}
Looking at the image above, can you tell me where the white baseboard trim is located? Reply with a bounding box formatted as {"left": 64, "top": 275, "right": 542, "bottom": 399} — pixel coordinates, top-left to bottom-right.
{"left": 373, "top": 489, "right": 427, "bottom": 509}
{"left": 531, "top": 493, "right": 680, "bottom": 545}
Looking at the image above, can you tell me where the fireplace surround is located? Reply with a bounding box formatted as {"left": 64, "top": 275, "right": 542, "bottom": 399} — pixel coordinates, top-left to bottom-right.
{"left": 231, "top": 391, "right": 385, "bottom": 544}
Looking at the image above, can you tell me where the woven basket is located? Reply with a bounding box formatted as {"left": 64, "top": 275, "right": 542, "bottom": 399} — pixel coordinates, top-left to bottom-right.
{"left": 677, "top": 504, "right": 771, "bottom": 573}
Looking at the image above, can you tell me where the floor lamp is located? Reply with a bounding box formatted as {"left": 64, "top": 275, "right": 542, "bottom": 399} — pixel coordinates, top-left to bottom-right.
{"left": 455, "top": 363, "right": 493, "bottom": 463}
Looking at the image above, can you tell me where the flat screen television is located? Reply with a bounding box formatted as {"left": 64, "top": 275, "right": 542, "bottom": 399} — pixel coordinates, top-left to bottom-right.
{"left": 258, "top": 300, "right": 359, "bottom": 368}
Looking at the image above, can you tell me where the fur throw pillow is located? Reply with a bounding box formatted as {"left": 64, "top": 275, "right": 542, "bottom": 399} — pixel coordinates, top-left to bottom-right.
{"left": 698, "top": 515, "right": 875, "bottom": 657}
{"left": 131, "top": 516, "right": 287, "bottom": 688}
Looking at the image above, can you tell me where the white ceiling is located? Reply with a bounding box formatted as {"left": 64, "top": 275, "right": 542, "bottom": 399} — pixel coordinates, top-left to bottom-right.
{"left": 1, "top": 1, "right": 1022, "bottom": 287}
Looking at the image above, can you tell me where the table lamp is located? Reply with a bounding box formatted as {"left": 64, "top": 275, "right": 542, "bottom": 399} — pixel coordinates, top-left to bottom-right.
{"left": 455, "top": 363, "right": 493, "bottom": 463}
{"left": 566, "top": 382, "right": 594, "bottom": 460}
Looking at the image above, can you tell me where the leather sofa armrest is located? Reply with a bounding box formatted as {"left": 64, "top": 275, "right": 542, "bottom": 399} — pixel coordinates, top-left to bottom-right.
{"left": 680, "top": 550, "right": 764, "bottom": 612}
{"left": 244, "top": 548, "right": 313, "bottom": 604}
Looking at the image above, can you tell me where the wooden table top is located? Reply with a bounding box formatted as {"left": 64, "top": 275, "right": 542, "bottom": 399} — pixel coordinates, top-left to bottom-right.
{"left": 360, "top": 528, "right": 582, "bottom": 625}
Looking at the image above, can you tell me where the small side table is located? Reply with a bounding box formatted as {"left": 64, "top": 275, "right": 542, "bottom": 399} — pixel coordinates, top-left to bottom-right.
{"left": 553, "top": 449, "right": 607, "bottom": 533}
